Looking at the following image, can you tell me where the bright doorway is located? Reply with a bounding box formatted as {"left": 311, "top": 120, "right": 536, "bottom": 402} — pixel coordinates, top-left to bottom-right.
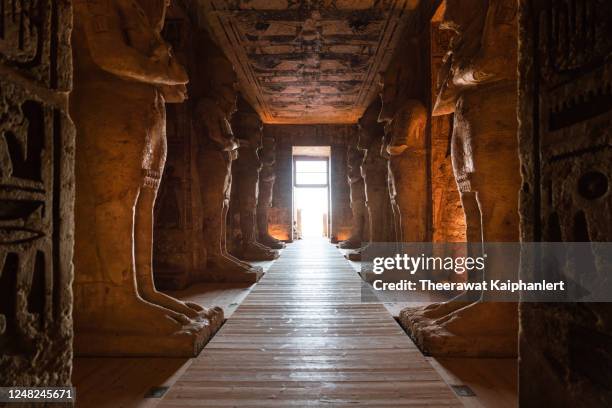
{"left": 292, "top": 147, "right": 331, "bottom": 239}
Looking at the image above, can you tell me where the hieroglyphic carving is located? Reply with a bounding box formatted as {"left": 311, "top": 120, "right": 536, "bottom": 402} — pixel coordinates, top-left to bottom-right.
{"left": 519, "top": 1, "right": 612, "bottom": 405}
{"left": 0, "top": 0, "right": 71, "bottom": 89}
{"left": 0, "top": 0, "right": 73, "bottom": 387}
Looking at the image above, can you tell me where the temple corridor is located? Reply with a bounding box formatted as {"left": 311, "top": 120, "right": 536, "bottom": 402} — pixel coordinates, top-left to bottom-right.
{"left": 2, "top": 0, "right": 611, "bottom": 406}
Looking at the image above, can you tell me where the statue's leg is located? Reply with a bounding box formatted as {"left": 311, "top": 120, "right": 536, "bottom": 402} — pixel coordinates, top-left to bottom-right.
{"left": 410, "top": 185, "right": 518, "bottom": 357}
{"left": 134, "top": 182, "right": 224, "bottom": 326}
{"left": 73, "top": 120, "right": 203, "bottom": 345}
{"left": 257, "top": 178, "right": 286, "bottom": 248}
{"left": 401, "top": 190, "right": 481, "bottom": 329}
{"left": 199, "top": 149, "right": 262, "bottom": 280}
{"left": 405, "top": 89, "right": 521, "bottom": 357}
{"left": 238, "top": 168, "right": 279, "bottom": 260}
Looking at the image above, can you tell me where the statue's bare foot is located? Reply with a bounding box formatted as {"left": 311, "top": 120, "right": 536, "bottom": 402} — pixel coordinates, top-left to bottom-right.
{"left": 410, "top": 302, "right": 518, "bottom": 357}
{"left": 206, "top": 254, "right": 263, "bottom": 282}
{"left": 141, "top": 290, "right": 212, "bottom": 321}
{"left": 399, "top": 291, "right": 476, "bottom": 330}
{"left": 74, "top": 293, "right": 217, "bottom": 356}
{"left": 344, "top": 246, "right": 365, "bottom": 261}
{"left": 80, "top": 294, "right": 208, "bottom": 335}
{"left": 259, "top": 233, "right": 286, "bottom": 249}
{"left": 400, "top": 300, "right": 472, "bottom": 331}
{"left": 202, "top": 305, "right": 225, "bottom": 328}
{"left": 240, "top": 242, "right": 279, "bottom": 261}
{"left": 337, "top": 238, "right": 362, "bottom": 249}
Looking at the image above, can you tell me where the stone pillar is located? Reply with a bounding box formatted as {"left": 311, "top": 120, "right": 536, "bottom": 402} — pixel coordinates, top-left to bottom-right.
{"left": 71, "top": 0, "right": 223, "bottom": 357}
{"left": 153, "top": 4, "right": 206, "bottom": 291}
{"left": 191, "top": 36, "right": 263, "bottom": 283}
{"left": 0, "top": 0, "right": 74, "bottom": 386}
{"left": 345, "top": 100, "right": 396, "bottom": 261}
{"left": 257, "top": 134, "right": 286, "bottom": 249}
{"left": 518, "top": 0, "right": 612, "bottom": 405}
{"left": 400, "top": 0, "right": 521, "bottom": 357}
{"left": 229, "top": 97, "right": 279, "bottom": 261}
{"left": 337, "top": 144, "right": 367, "bottom": 249}
{"left": 378, "top": 41, "right": 428, "bottom": 244}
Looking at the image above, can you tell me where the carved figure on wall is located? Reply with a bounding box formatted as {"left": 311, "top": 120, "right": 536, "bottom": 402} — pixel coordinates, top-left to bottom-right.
{"left": 193, "top": 37, "right": 263, "bottom": 282}
{"left": 400, "top": 0, "right": 521, "bottom": 357}
{"left": 231, "top": 99, "right": 279, "bottom": 260}
{"left": 71, "top": 0, "right": 223, "bottom": 356}
{"left": 257, "top": 134, "right": 286, "bottom": 249}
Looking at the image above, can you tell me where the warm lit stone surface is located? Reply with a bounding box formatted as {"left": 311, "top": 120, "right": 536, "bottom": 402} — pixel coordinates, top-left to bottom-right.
{"left": 0, "top": 0, "right": 74, "bottom": 386}
{"left": 197, "top": 0, "right": 418, "bottom": 124}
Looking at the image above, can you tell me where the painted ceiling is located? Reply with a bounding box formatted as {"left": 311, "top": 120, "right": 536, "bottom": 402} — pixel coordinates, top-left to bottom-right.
{"left": 197, "top": 0, "right": 417, "bottom": 124}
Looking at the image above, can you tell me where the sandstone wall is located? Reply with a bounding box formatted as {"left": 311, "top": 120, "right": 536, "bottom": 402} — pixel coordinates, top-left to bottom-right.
{"left": 518, "top": 1, "right": 612, "bottom": 405}
{"left": 0, "top": 0, "right": 74, "bottom": 386}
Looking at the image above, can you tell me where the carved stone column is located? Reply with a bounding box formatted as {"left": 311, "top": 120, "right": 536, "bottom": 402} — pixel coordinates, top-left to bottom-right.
{"left": 345, "top": 100, "right": 396, "bottom": 261}
{"left": 378, "top": 45, "right": 428, "bottom": 244}
{"left": 71, "top": 0, "right": 223, "bottom": 357}
{"left": 192, "top": 37, "right": 263, "bottom": 283}
{"left": 229, "top": 97, "right": 279, "bottom": 261}
{"left": 0, "top": 0, "right": 74, "bottom": 385}
{"left": 257, "top": 134, "right": 286, "bottom": 249}
{"left": 337, "top": 145, "right": 367, "bottom": 249}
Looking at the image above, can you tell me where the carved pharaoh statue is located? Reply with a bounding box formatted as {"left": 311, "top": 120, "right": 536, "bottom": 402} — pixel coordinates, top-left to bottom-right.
{"left": 345, "top": 100, "right": 396, "bottom": 261}
{"left": 230, "top": 97, "right": 279, "bottom": 261}
{"left": 257, "top": 134, "right": 286, "bottom": 249}
{"left": 193, "top": 37, "right": 263, "bottom": 283}
{"left": 337, "top": 144, "right": 367, "bottom": 249}
{"left": 400, "top": 0, "right": 521, "bottom": 357}
{"left": 71, "top": 0, "right": 223, "bottom": 356}
{"left": 378, "top": 45, "right": 428, "bottom": 244}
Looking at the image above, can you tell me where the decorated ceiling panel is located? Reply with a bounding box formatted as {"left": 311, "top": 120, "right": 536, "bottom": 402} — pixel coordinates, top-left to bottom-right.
{"left": 197, "top": 0, "right": 417, "bottom": 124}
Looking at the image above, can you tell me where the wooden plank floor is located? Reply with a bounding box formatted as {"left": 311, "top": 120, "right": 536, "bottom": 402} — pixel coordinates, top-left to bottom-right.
{"left": 160, "top": 239, "right": 462, "bottom": 407}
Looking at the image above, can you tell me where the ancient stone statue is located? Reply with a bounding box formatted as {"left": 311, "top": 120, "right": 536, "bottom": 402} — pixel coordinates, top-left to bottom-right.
{"left": 71, "top": 0, "right": 223, "bottom": 356}
{"left": 230, "top": 98, "right": 279, "bottom": 261}
{"left": 257, "top": 134, "right": 286, "bottom": 249}
{"left": 337, "top": 144, "right": 367, "bottom": 249}
{"left": 193, "top": 37, "right": 263, "bottom": 282}
{"left": 400, "top": 0, "right": 521, "bottom": 357}
{"left": 378, "top": 47, "right": 428, "bottom": 244}
{"left": 345, "top": 100, "right": 396, "bottom": 261}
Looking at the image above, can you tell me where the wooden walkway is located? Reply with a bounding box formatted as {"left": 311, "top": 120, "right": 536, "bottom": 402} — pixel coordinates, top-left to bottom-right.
{"left": 160, "top": 239, "right": 461, "bottom": 407}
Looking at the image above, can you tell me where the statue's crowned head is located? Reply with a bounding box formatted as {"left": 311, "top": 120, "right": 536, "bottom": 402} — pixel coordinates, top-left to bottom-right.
{"left": 357, "top": 99, "right": 384, "bottom": 150}
{"left": 137, "top": 0, "right": 171, "bottom": 33}
{"left": 232, "top": 96, "right": 263, "bottom": 148}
